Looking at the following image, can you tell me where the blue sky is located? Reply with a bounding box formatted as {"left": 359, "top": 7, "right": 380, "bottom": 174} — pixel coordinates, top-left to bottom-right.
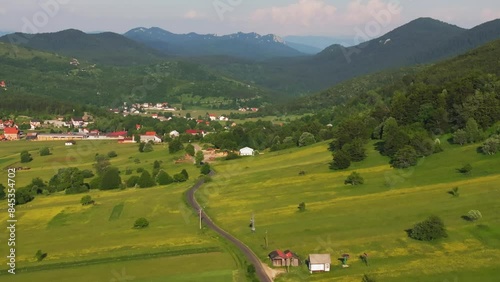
{"left": 1, "top": 0, "right": 499, "bottom": 36}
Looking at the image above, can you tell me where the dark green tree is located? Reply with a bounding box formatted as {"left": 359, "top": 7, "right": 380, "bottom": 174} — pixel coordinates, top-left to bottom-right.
{"left": 181, "top": 169, "right": 189, "bottom": 180}
{"left": 156, "top": 170, "right": 174, "bottom": 185}
{"left": 200, "top": 163, "right": 211, "bottom": 175}
{"left": 298, "top": 202, "right": 306, "bottom": 212}
{"left": 329, "top": 150, "right": 351, "bottom": 170}
{"left": 39, "top": 147, "right": 51, "bottom": 156}
{"left": 143, "top": 142, "right": 154, "bottom": 152}
{"left": 138, "top": 142, "right": 145, "bottom": 152}
{"left": 169, "top": 139, "right": 184, "bottom": 153}
{"left": 343, "top": 138, "right": 367, "bottom": 162}
{"left": 126, "top": 176, "right": 140, "bottom": 187}
{"left": 138, "top": 171, "right": 155, "bottom": 188}
{"left": 133, "top": 217, "right": 149, "bottom": 229}
{"left": 409, "top": 215, "right": 447, "bottom": 241}
{"left": 391, "top": 146, "right": 418, "bottom": 169}
{"left": 20, "top": 150, "right": 33, "bottom": 163}
{"left": 185, "top": 143, "right": 195, "bottom": 156}
{"left": 80, "top": 195, "right": 93, "bottom": 205}
{"left": 100, "top": 167, "right": 122, "bottom": 190}
{"left": 195, "top": 150, "right": 204, "bottom": 165}
{"left": 107, "top": 151, "right": 118, "bottom": 158}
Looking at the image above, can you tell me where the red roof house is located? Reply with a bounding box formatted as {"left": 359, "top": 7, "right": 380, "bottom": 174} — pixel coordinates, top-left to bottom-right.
{"left": 145, "top": 131, "right": 157, "bottom": 136}
{"left": 186, "top": 129, "right": 205, "bottom": 136}
{"left": 4, "top": 127, "right": 19, "bottom": 140}
{"left": 0, "top": 81, "right": 6, "bottom": 88}
{"left": 106, "top": 131, "right": 128, "bottom": 138}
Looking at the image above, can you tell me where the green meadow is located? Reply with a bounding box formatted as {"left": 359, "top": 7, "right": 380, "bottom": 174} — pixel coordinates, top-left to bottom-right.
{"left": 0, "top": 140, "right": 245, "bottom": 281}
{"left": 199, "top": 139, "right": 500, "bottom": 282}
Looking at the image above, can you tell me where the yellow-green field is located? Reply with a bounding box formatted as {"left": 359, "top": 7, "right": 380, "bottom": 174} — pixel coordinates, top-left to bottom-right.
{"left": 0, "top": 140, "right": 245, "bottom": 281}
{"left": 199, "top": 139, "right": 500, "bottom": 281}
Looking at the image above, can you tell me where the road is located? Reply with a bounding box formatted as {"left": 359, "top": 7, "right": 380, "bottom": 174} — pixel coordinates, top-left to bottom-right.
{"left": 185, "top": 172, "right": 272, "bottom": 282}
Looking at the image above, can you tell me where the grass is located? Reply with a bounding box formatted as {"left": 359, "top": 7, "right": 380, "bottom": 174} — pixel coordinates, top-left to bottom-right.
{"left": 199, "top": 138, "right": 500, "bottom": 281}
{"left": 0, "top": 140, "right": 247, "bottom": 281}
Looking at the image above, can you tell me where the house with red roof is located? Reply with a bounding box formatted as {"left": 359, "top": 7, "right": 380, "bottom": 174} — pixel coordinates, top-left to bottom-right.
{"left": 0, "top": 81, "right": 6, "bottom": 88}
{"left": 268, "top": 250, "right": 300, "bottom": 267}
{"left": 140, "top": 131, "right": 162, "bottom": 143}
{"left": 4, "top": 127, "right": 19, "bottom": 140}
{"left": 106, "top": 131, "right": 128, "bottom": 139}
{"left": 186, "top": 129, "right": 206, "bottom": 136}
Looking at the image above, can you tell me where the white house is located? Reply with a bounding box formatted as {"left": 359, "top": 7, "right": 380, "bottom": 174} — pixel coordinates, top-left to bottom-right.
{"left": 169, "top": 130, "right": 180, "bottom": 138}
{"left": 65, "top": 141, "right": 75, "bottom": 146}
{"left": 239, "top": 147, "right": 255, "bottom": 156}
{"left": 308, "top": 254, "right": 331, "bottom": 273}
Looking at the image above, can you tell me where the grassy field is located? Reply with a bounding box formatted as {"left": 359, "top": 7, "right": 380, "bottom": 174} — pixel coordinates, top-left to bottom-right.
{"left": 0, "top": 140, "right": 246, "bottom": 281}
{"left": 199, "top": 139, "right": 500, "bottom": 282}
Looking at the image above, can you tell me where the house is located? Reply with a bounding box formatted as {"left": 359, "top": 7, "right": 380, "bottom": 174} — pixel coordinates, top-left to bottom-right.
{"left": 37, "top": 133, "right": 88, "bottom": 141}
{"left": 268, "top": 250, "right": 300, "bottom": 267}
{"left": 151, "top": 114, "right": 159, "bottom": 119}
{"left": 308, "top": 254, "right": 331, "bottom": 273}
{"left": 118, "top": 138, "right": 135, "bottom": 144}
{"left": 30, "top": 119, "right": 42, "bottom": 130}
{"left": 208, "top": 114, "right": 217, "bottom": 121}
{"left": 169, "top": 130, "right": 180, "bottom": 138}
{"left": 105, "top": 131, "right": 128, "bottom": 139}
{"left": 0, "top": 80, "right": 6, "bottom": 88}
{"left": 239, "top": 147, "right": 255, "bottom": 156}
{"left": 71, "top": 117, "right": 84, "bottom": 128}
{"left": 65, "top": 141, "right": 76, "bottom": 146}
{"left": 3, "top": 127, "right": 19, "bottom": 140}
{"left": 140, "top": 131, "right": 162, "bottom": 143}
{"left": 186, "top": 129, "right": 205, "bottom": 136}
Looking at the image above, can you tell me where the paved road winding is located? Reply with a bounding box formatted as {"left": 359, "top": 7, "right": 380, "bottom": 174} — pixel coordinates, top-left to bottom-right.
{"left": 186, "top": 173, "right": 272, "bottom": 282}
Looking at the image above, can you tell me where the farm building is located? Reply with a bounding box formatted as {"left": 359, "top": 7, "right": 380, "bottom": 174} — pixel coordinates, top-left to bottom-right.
{"left": 37, "top": 133, "right": 88, "bottom": 141}
{"left": 268, "top": 250, "right": 300, "bottom": 267}
{"left": 239, "top": 147, "right": 255, "bottom": 156}
{"left": 308, "top": 254, "right": 331, "bottom": 273}
{"left": 65, "top": 141, "right": 76, "bottom": 146}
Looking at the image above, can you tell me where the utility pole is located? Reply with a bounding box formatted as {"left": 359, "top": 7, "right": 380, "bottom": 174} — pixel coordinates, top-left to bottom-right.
{"left": 199, "top": 208, "right": 202, "bottom": 230}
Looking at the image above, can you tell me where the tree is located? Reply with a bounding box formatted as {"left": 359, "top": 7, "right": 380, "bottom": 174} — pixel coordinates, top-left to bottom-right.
{"left": 465, "top": 118, "right": 483, "bottom": 143}
{"left": 126, "top": 176, "right": 140, "bottom": 187}
{"left": 100, "top": 167, "right": 122, "bottom": 190}
{"left": 181, "top": 169, "right": 189, "bottom": 180}
{"left": 453, "top": 129, "right": 468, "bottom": 145}
{"left": 143, "top": 142, "right": 154, "bottom": 152}
{"left": 345, "top": 172, "right": 364, "bottom": 185}
{"left": 467, "top": 210, "right": 482, "bottom": 221}
{"left": 185, "top": 143, "right": 195, "bottom": 156}
{"left": 80, "top": 195, "right": 93, "bottom": 205}
{"left": 195, "top": 150, "right": 204, "bottom": 165}
{"left": 35, "top": 250, "right": 48, "bottom": 262}
{"left": 156, "top": 170, "right": 174, "bottom": 185}
{"left": 15, "top": 188, "right": 34, "bottom": 205}
{"left": 200, "top": 163, "right": 211, "bottom": 175}
{"left": 133, "top": 217, "right": 149, "bottom": 229}
{"left": 39, "top": 147, "right": 51, "bottom": 156}
{"left": 391, "top": 145, "right": 418, "bottom": 169}
{"left": 409, "top": 215, "right": 447, "bottom": 241}
{"left": 481, "top": 135, "right": 500, "bottom": 155}
{"left": 138, "top": 171, "right": 155, "bottom": 188}
{"left": 169, "top": 139, "right": 184, "bottom": 153}
{"left": 343, "top": 138, "right": 367, "bottom": 162}
{"left": 138, "top": 142, "right": 145, "bottom": 152}
{"left": 298, "top": 132, "right": 316, "bottom": 147}
{"left": 153, "top": 160, "right": 161, "bottom": 169}
{"left": 20, "top": 150, "right": 32, "bottom": 163}
{"left": 93, "top": 155, "right": 110, "bottom": 176}
{"left": 107, "top": 151, "right": 118, "bottom": 158}
{"left": 173, "top": 173, "right": 188, "bottom": 182}
{"left": 298, "top": 202, "right": 306, "bottom": 212}
{"left": 329, "top": 150, "right": 351, "bottom": 170}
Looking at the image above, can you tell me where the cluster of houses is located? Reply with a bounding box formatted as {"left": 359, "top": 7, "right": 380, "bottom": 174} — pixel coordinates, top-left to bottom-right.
{"left": 110, "top": 102, "right": 176, "bottom": 116}
{"left": 238, "top": 107, "right": 259, "bottom": 112}
{"left": 268, "top": 250, "right": 333, "bottom": 273}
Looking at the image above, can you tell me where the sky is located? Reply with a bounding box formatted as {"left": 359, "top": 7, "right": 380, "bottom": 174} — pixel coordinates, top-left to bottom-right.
{"left": 1, "top": 0, "right": 499, "bottom": 37}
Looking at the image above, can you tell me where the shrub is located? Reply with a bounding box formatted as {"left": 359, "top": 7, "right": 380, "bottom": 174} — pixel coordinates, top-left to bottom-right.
{"left": 409, "top": 215, "right": 447, "bottom": 241}
{"left": 457, "top": 164, "right": 472, "bottom": 175}
{"left": 143, "top": 142, "right": 154, "bottom": 152}
{"left": 35, "top": 250, "right": 47, "bottom": 262}
{"left": 80, "top": 195, "right": 93, "bottom": 205}
{"left": 391, "top": 145, "right": 418, "bottom": 169}
{"left": 467, "top": 210, "right": 482, "bottom": 221}
{"left": 298, "top": 202, "right": 306, "bottom": 212}
{"left": 450, "top": 187, "right": 459, "bottom": 197}
{"left": 344, "top": 172, "right": 364, "bottom": 185}
{"left": 20, "top": 150, "right": 33, "bottom": 163}
{"left": 200, "top": 163, "right": 211, "bottom": 175}
{"left": 138, "top": 171, "right": 155, "bottom": 188}
{"left": 100, "top": 167, "right": 122, "bottom": 190}
{"left": 156, "top": 170, "right": 174, "bottom": 185}
{"left": 126, "top": 176, "right": 140, "bottom": 188}
{"left": 134, "top": 158, "right": 141, "bottom": 164}
{"left": 173, "top": 173, "right": 187, "bottom": 182}
{"left": 125, "top": 168, "right": 133, "bottom": 175}
{"left": 107, "top": 151, "right": 118, "bottom": 158}
{"left": 133, "top": 217, "right": 149, "bottom": 229}
{"left": 81, "top": 169, "right": 95, "bottom": 178}
{"left": 136, "top": 167, "right": 144, "bottom": 173}
{"left": 39, "top": 147, "right": 51, "bottom": 156}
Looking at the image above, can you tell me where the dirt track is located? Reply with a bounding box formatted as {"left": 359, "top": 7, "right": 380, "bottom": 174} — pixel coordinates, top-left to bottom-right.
{"left": 185, "top": 172, "right": 272, "bottom": 282}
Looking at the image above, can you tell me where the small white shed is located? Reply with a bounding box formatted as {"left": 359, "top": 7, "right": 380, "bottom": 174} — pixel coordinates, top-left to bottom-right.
{"left": 308, "top": 254, "right": 331, "bottom": 273}
{"left": 239, "top": 147, "right": 255, "bottom": 156}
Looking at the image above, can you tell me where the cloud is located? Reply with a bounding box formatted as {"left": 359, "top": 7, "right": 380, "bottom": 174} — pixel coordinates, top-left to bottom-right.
{"left": 0, "top": 7, "right": 6, "bottom": 15}
{"left": 481, "top": 8, "right": 500, "bottom": 21}
{"left": 184, "top": 10, "right": 203, "bottom": 19}
{"left": 250, "top": 0, "right": 337, "bottom": 28}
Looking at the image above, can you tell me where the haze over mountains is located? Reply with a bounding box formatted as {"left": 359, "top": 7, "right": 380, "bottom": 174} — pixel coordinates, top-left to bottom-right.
{"left": 0, "top": 17, "right": 499, "bottom": 100}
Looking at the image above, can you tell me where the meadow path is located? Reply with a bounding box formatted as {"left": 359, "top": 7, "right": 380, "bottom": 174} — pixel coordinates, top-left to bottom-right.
{"left": 186, "top": 173, "right": 273, "bottom": 282}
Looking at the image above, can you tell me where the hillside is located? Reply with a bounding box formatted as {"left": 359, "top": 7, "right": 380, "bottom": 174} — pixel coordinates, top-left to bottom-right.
{"left": 0, "top": 42, "right": 279, "bottom": 110}
{"left": 124, "top": 27, "right": 304, "bottom": 60}
{"left": 201, "top": 17, "right": 500, "bottom": 96}
{"left": 0, "top": 29, "right": 165, "bottom": 65}
{"left": 276, "top": 38, "right": 500, "bottom": 117}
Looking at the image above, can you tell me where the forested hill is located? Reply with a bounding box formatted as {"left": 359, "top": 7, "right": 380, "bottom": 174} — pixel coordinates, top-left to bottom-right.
{"left": 278, "top": 39, "right": 500, "bottom": 131}
{"left": 0, "top": 42, "right": 279, "bottom": 111}
{"left": 0, "top": 29, "right": 165, "bottom": 66}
